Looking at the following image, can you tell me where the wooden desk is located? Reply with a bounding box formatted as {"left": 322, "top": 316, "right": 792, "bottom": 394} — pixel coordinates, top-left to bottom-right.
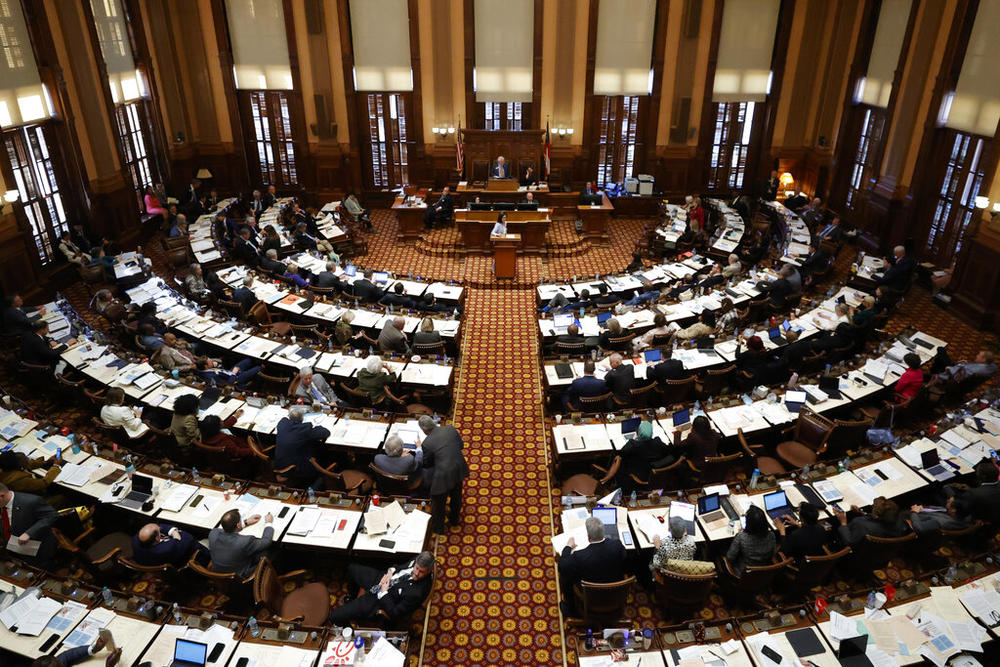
{"left": 578, "top": 193, "right": 614, "bottom": 244}
{"left": 493, "top": 234, "right": 520, "bottom": 279}
{"left": 486, "top": 178, "right": 518, "bottom": 191}
{"left": 455, "top": 209, "right": 549, "bottom": 252}
{"left": 392, "top": 195, "right": 426, "bottom": 241}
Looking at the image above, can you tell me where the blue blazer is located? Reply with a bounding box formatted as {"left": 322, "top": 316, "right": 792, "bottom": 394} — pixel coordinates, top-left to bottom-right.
{"left": 275, "top": 418, "right": 330, "bottom": 478}
{"left": 131, "top": 523, "right": 200, "bottom": 568}
{"left": 563, "top": 375, "right": 608, "bottom": 409}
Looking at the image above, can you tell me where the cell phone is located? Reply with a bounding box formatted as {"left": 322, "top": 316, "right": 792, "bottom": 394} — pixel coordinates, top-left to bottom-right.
{"left": 189, "top": 495, "right": 204, "bottom": 508}
{"left": 208, "top": 642, "right": 225, "bottom": 663}
{"left": 379, "top": 538, "right": 396, "bottom": 549}
{"left": 112, "top": 485, "right": 124, "bottom": 497}
{"left": 874, "top": 469, "right": 888, "bottom": 481}
{"left": 278, "top": 506, "right": 289, "bottom": 519}
{"left": 621, "top": 532, "right": 633, "bottom": 547}
{"left": 761, "top": 645, "right": 783, "bottom": 663}
{"left": 55, "top": 447, "right": 62, "bottom": 461}
{"left": 337, "top": 519, "right": 347, "bottom": 531}
{"left": 236, "top": 658, "right": 249, "bottom": 667}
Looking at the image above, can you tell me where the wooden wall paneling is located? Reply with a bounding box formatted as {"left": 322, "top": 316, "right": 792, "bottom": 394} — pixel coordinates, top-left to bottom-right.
{"left": 123, "top": 0, "right": 171, "bottom": 185}
{"left": 530, "top": 0, "right": 543, "bottom": 130}
{"left": 579, "top": 0, "right": 600, "bottom": 185}
{"left": 207, "top": 0, "right": 250, "bottom": 194}
{"left": 693, "top": 0, "right": 725, "bottom": 190}
{"left": 280, "top": 0, "right": 312, "bottom": 195}
{"left": 405, "top": 0, "right": 429, "bottom": 186}
{"left": 335, "top": 0, "right": 364, "bottom": 192}
{"left": 753, "top": 0, "right": 795, "bottom": 181}
{"left": 643, "top": 0, "right": 669, "bottom": 179}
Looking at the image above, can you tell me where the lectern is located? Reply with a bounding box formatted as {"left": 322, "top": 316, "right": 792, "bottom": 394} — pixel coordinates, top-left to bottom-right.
{"left": 492, "top": 234, "right": 520, "bottom": 280}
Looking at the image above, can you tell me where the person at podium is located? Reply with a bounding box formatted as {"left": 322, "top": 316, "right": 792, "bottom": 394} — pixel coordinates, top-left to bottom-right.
{"left": 520, "top": 165, "right": 537, "bottom": 187}
{"left": 492, "top": 156, "right": 510, "bottom": 179}
{"left": 491, "top": 212, "right": 508, "bottom": 236}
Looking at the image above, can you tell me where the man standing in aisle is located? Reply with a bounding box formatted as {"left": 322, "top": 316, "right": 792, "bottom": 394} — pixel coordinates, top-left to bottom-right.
{"left": 419, "top": 415, "right": 469, "bottom": 534}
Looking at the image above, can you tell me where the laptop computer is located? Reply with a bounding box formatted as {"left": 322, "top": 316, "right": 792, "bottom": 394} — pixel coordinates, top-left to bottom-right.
{"left": 836, "top": 635, "right": 873, "bottom": 667}
{"left": 672, "top": 408, "right": 691, "bottom": 431}
{"left": 762, "top": 490, "right": 796, "bottom": 522}
{"left": 818, "top": 375, "right": 842, "bottom": 399}
{"left": 344, "top": 264, "right": 357, "bottom": 277}
{"left": 697, "top": 493, "right": 727, "bottom": 524}
{"left": 784, "top": 390, "right": 807, "bottom": 414}
{"left": 643, "top": 349, "right": 662, "bottom": 364}
{"left": 768, "top": 327, "right": 786, "bottom": 345}
{"left": 620, "top": 417, "right": 641, "bottom": 440}
{"left": 696, "top": 336, "right": 715, "bottom": 352}
{"left": 171, "top": 638, "right": 208, "bottom": 667}
{"left": 373, "top": 271, "right": 390, "bottom": 284}
{"left": 591, "top": 507, "right": 617, "bottom": 534}
{"left": 597, "top": 311, "right": 613, "bottom": 327}
{"left": 553, "top": 313, "right": 574, "bottom": 332}
{"left": 119, "top": 474, "right": 154, "bottom": 510}
{"left": 920, "top": 449, "right": 955, "bottom": 481}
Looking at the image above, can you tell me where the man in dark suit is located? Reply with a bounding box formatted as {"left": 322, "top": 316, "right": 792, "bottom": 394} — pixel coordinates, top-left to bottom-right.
{"left": 208, "top": 509, "right": 274, "bottom": 578}
{"left": 952, "top": 459, "right": 1000, "bottom": 521}
{"left": 775, "top": 503, "right": 829, "bottom": 562}
{"left": 760, "top": 169, "right": 779, "bottom": 201}
{"left": 275, "top": 406, "right": 330, "bottom": 489}
{"left": 231, "top": 275, "right": 259, "bottom": 313}
{"left": 698, "top": 263, "right": 725, "bottom": 290}
{"left": 249, "top": 189, "right": 266, "bottom": 219}
{"left": 781, "top": 330, "right": 816, "bottom": 367}
{"left": 553, "top": 323, "right": 586, "bottom": 349}
{"left": 374, "top": 435, "right": 426, "bottom": 488}
{"left": 261, "top": 184, "right": 277, "bottom": 210}
{"left": 424, "top": 185, "right": 454, "bottom": 229}
{"left": 235, "top": 228, "right": 261, "bottom": 266}
{"left": 132, "top": 522, "right": 209, "bottom": 568}
{"left": 2, "top": 293, "right": 44, "bottom": 334}
{"left": 814, "top": 216, "right": 844, "bottom": 244}
{"left": 759, "top": 265, "right": 797, "bottom": 309}
{"left": 0, "top": 483, "right": 58, "bottom": 565}
{"left": 328, "top": 551, "right": 435, "bottom": 625}
{"left": 646, "top": 353, "right": 687, "bottom": 385}
{"left": 21, "top": 320, "right": 69, "bottom": 371}
{"left": 352, "top": 269, "right": 384, "bottom": 302}
{"left": 260, "top": 249, "right": 286, "bottom": 274}
{"left": 491, "top": 156, "right": 510, "bottom": 179}
{"left": 800, "top": 198, "right": 824, "bottom": 230}
{"left": 563, "top": 359, "right": 609, "bottom": 410}
{"left": 875, "top": 245, "right": 914, "bottom": 291}
{"left": 558, "top": 517, "right": 626, "bottom": 615}
{"left": 184, "top": 178, "right": 201, "bottom": 210}
{"left": 604, "top": 353, "right": 635, "bottom": 403}
{"left": 419, "top": 415, "right": 469, "bottom": 533}
{"left": 798, "top": 243, "right": 828, "bottom": 275}
{"left": 313, "top": 261, "right": 343, "bottom": 290}
{"left": 379, "top": 282, "right": 415, "bottom": 309}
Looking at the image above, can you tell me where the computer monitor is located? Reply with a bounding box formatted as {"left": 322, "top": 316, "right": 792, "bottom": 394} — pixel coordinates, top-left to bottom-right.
{"left": 672, "top": 409, "right": 691, "bottom": 427}
{"left": 644, "top": 349, "right": 662, "bottom": 363}
{"left": 516, "top": 202, "right": 539, "bottom": 211}
{"left": 469, "top": 202, "right": 493, "bottom": 211}
{"left": 173, "top": 639, "right": 208, "bottom": 666}
{"left": 763, "top": 490, "right": 789, "bottom": 512}
{"left": 580, "top": 193, "right": 603, "bottom": 206}
{"left": 493, "top": 202, "right": 516, "bottom": 212}
{"left": 373, "top": 271, "right": 389, "bottom": 284}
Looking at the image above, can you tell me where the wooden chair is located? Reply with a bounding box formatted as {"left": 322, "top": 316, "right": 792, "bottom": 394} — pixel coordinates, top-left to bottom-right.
{"left": 187, "top": 556, "right": 255, "bottom": 612}
{"left": 340, "top": 382, "right": 375, "bottom": 409}
{"left": 718, "top": 555, "right": 792, "bottom": 604}
{"left": 308, "top": 457, "right": 373, "bottom": 495}
{"left": 560, "top": 459, "right": 620, "bottom": 498}
{"left": 825, "top": 417, "right": 871, "bottom": 459}
{"left": 653, "top": 566, "right": 717, "bottom": 621}
{"left": 118, "top": 556, "right": 184, "bottom": 595}
{"left": 693, "top": 452, "right": 745, "bottom": 485}
{"left": 51, "top": 525, "right": 131, "bottom": 585}
{"left": 654, "top": 376, "right": 696, "bottom": 406}
{"left": 781, "top": 546, "right": 851, "bottom": 595}
{"left": 848, "top": 533, "right": 918, "bottom": 581}
{"left": 78, "top": 263, "right": 108, "bottom": 296}
{"left": 249, "top": 301, "right": 292, "bottom": 337}
{"left": 737, "top": 428, "right": 786, "bottom": 476}
{"left": 252, "top": 557, "right": 330, "bottom": 625}
{"left": 774, "top": 408, "right": 834, "bottom": 468}
{"left": 369, "top": 462, "right": 425, "bottom": 497}
{"left": 256, "top": 367, "right": 294, "bottom": 397}
{"left": 599, "top": 334, "right": 636, "bottom": 353}
{"left": 413, "top": 341, "right": 446, "bottom": 357}
{"left": 628, "top": 381, "right": 658, "bottom": 409}
{"left": 568, "top": 576, "right": 636, "bottom": 627}
{"left": 696, "top": 365, "right": 734, "bottom": 398}
{"left": 635, "top": 457, "right": 694, "bottom": 493}
{"left": 577, "top": 391, "right": 613, "bottom": 413}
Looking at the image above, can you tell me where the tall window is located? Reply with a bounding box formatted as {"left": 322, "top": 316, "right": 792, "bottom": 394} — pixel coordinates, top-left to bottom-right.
{"left": 4, "top": 125, "right": 68, "bottom": 266}
{"left": 247, "top": 90, "right": 298, "bottom": 186}
{"left": 596, "top": 96, "right": 640, "bottom": 188}
{"left": 483, "top": 102, "right": 522, "bottom": 130}
{"left": 845, "top": 107, "right": 886, "bottom": 210}
{"left": 926, "top": 131, "right": 988, "bottom": 263}
{"left": 708, "top": 101, "right": 756, "bottom": 190}
{"left": 114, "top": 102, "right": 154, "bottom": 207}
{"left": 365, "top": 93, "right": 409, "bottom": 189}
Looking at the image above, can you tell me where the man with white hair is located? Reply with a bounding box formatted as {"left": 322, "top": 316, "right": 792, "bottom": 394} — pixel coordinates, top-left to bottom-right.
{"left": 184, "top": 262, "right": 211, "bottom": 300}
{"left": 295, "top": 366, "right": 339, "bottom": 405}
{"left": 275, "top": 406, "right": 330, "bottom": 489}
{"left": 357, "top": 355, "right": 399, "bottom": 402}
{"left": 231, "top": 274, "right": 258, "bottom": 313}
{"left": 875, "top": 244, "right": 914, "bottom": 291}
{"left": 491, "top": 155, "right": 510, "bottom": 179}
{"left": 557, "top": 516, "right": 627, "bottom": 615}
{"left": 260, "top": 248, "right": 286, "bottom": 274}
{"left": 374, "top": 435, "right": 426, "bottom": 488}
{"left": 604, "top": 353, "right": 634, "bottom": 403}
{"left": 313, "top": 260, "right": 342, "bottom": 290}
{"left": 418, "top": 414, "right": 468, "bottom": 533}
{"left": 377, "top": 316, "right": 410, "bottom": 355}
{"left": 722, "top": 253, "right": 742, "bottom": 278}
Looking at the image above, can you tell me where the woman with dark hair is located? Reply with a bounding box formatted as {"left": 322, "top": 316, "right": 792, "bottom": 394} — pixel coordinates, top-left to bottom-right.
{"left": 143, "top": 184, "right": 167, "bottom": 219}
{"left": 726, "top": 505, "right": 777, "bottom": 572}
{"left": 491, "top": 212, "right": 508, "bottom": 236}
{"left": 261, "top": 225, "right": 282, "bottom": 255}
{"left": 683, "top": 415, "right": 721, "bottom": 463}
{"left": 137, "top": 302, "right": 165, "bottom": 334}
{"left": 200, "top": 412, "right": 251, "bottom": 458}
{"left": 170, "top": 393, "right": 201, "bottom": 449}
{"left": 776, "top": 502, "right": 829, "bottom": 562}
{"left": 893, "top": 352, "right": 924, "bottom": 401}
{"left": 834, "top": 496, "right": 908, "bottom": 547}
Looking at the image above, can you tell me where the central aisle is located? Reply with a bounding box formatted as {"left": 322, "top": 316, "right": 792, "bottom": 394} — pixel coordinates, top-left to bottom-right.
{"left": 420, "top": 288, "right": 564, "bottom": 666}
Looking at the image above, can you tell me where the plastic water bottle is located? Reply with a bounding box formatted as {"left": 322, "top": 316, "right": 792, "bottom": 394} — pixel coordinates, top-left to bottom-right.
{"left": 749, "top": 468, "right": 760, "bottom": 490}
{"left": 585, "top": 629, "right": 594, "bottom": 650}
{"left": 307, "top": 487, "right": 316, "bottom": 503}
{"left": 102, "top": 587, "right": 113, "bottom": 606}
{"left": 563, "top": 495, "right": 573, "bottom": 510}
{"left": 706, "top": 397, "right": 713, "bottom": 411}
{"left": 629, "top": 490, "right": 637, "bottom": 507}
{"left": 192, "top": 467, "right": 200, "bottom": 483}
{"left": 172, "top": 602, "right": 182, "bottom": 622}
{"left": 248, "top": 616, "right": 260, "bottom": 637}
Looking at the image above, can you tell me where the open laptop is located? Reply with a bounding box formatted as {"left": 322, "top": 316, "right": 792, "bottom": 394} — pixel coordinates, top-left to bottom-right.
{"left": 768, "top": 327, "right": 786, "bottom": 345}
{"left": 591, "top": 507, "right": 617, "bottom": 534}
{"left": 553, "top": 313, "right": 574, "bottom": 333}
{"left": 170, "top": 638, "right": 208, "bottom": 667}
{"left": 836, "top": 635, "right": 873, "bottom": 667}
{"left": 643, "top": 349, "right": 662, "bottom": 364}
{"left": 762, "top": 490, "right": 796, "bottom": 522}
{"left": 696, "top": 336, "right": 716, "bottom": 352}
{"left": 818, "top": 375, "right": 842, "bottom": 399}
{"left": 620, "top": 417, "right": 641, "bottom": 440}
{"left": 597, "top": 311, "right": 613, "bottom": 327}
{"left": 373, "top": 271, "right": 390, "bottom": 284}
{"left": 920, "top": 449, "right": 955, "bottom": 481}
{"left": 784, "top": 390, "right": 807, "bottom": 414}
{"left": 118, "top": 474, "right": 154, "bottom": 510}
{"left": 698, "top": 493, "right": 733, "bottom": 524}
{"left": 344, "top": 264, "right": 357, "bottom": 277}
{"left": 672, "top": 408, "right": 691, "bottom": 432}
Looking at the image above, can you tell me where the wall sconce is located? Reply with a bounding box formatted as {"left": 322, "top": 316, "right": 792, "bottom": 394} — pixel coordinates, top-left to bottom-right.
{"left": 779, "top": 172, "right": 795, "bottom": 188}
{"left": 1, "top": 189, "right": 19, "bottom": 214}
{"left": 554, "top": 126, "right": 574, "bottom": 139}
{"left": 974, "top": 195, "right": 990, "bottom": 209}
{"left": 195, "top": 168, "right": 213, "bottom": 180}
{"left": 431, "top": 125, "right": 455, "bottom": 138}
{"left": 991, "top": 202, "right": 1000, "bottom": 222}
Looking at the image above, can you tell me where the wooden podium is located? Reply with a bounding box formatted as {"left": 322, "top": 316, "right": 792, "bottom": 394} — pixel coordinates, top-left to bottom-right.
{"left": 492, "top": 234, "right": 520, "bottom": 280}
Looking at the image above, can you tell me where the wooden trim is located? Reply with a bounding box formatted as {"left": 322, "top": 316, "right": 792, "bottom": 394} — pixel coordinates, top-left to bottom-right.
{"left": 463, "top": 0, "right": 475, "bottom": 129}
{"left": 122, "top": 0, "right": 170, "bottom": 184}
{"left": 336, "top": 0, "right": 363, "bottom": 190}
{"left": 580, "top": 0, "right": 600, "bottom": 168}
{"left": 754, "top": 0, "right": 795, "bottom": 179}
{"left": 406, "top": 0, "right": 426, "bottom": 155}
{"left": 694, "top": 0, "right": 725, "bottom": 185}
{"left": 208, "top": 0, "right": 250, "bottom": 189}
{"left": 280, "top": 0, "right": 311, "bottom": 191}
{"left": 644, "top": 0, "right": 669, "bottom": 172}
{"left": 531, "top": 0, "right": 543, "bottom": 129}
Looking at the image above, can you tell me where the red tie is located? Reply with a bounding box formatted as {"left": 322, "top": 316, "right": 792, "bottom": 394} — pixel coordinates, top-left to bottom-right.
{"left": 1, "top": 506, "right": 10, "bottom": 544}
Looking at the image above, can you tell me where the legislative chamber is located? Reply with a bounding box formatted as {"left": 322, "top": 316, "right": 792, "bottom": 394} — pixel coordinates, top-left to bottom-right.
{"left": 2, "top": 1, "right": 1000, "bottom": 666}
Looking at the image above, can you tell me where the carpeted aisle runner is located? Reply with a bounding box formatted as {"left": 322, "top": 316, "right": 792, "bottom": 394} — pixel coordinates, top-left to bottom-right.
{"left": 419, "top": 287, "right": 565, "bottom": 666}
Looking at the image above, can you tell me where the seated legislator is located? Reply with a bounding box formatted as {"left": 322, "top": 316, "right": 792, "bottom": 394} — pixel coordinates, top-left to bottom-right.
{"left": 378, "top": 316, "right": 410, "bottom": 355}
{"left": 892, "top": 353, "right": 924, "bottom": 402}
{"left": 726, "top": 505, "right": 777, "bottom": 573}
{"left": 562, "top": 359, "right": 608, "bottom": 410}
{"left": 156, "top": 333, "right": 197, "bottom": 372}
{"left": 675, "top": 310, "right": 716, "bottom": 341}
{"left": 520, "top": 165, "right": 538, "bottom": 187}
{"left": 374, "top": 435, "right": 426, "bottom": 488}
{"left": 491, "top": 212, "right": 508, "bottom": 237}
{"left": 22, "top": 319, "right": 72, "bottom": 374}
{"left": 380, "top": 283, "right": 415, "bottom": 309}
{"left": 683, "top": 415, "right": 722, "bottom": 464}
{"left": 100, "top": 387, "right": 149, "bottom": 439}
{"left": 328, "top": 551, "right": 435, "bottom": 626}
{"left": 283, "top": 262, "right": 310, "bottom": 288}
{"left": 491, "top": 155, "right": 511, "bottom": 179}
{"left": 259, "top": 248, "right": 287, "bottom": 274}
{"left": 413, "top": 317, "right": 443, "bottom": 346}
{"left": 132, "top": 522, "right": 209, "bottom": 568}
{"left": 352, "top": 269, "right": 385, "bottom": 302}
{"left": 604, "top": 353, "right": 635, "bottom": 403}
{"left": 231, "top": 275, "right": 260, "bottom": 313}
{"left": 520, "top": 191, "right": 538, "bottom": 207}
{"left": 814, "top": 216, "right": 844, "bottom": 244}
{"left": 0, "top": 451, "right": 60, "bottom": 496}
{"left": 2, "top": 293, "right": 44, "bottom": 335}
{"left": 357, "top": 355, "right": 399, "bottom": 402}
{"left": 275, "top": 406, "right": 330, "bottom": 489}
{"left": 209, "top": 509, "right": 274, "bottom": 578}
{"left": 0, "top": 482, "right": 58, "bottom": 566}
{"left": 650, "top": 516, "right": 697, "bottom": 570}
{"left": 557, "top": 517, "right": 626, "bottom": 615}
{"left": 295, "top": 367, "right": 339, "bottom": 405}
{"left": 875, "top": 245, "right": 915, "bottom": 292}
{"left": 200, "top": 413, "right": 252, "bottom": 459}
{"left": 949, "top": 459, "right": 1000, "bottom": 522}
{"left": 929, "top": 349, "right": 998, "bottom": 387}
{"left": 313, "top": 261, "right": 343, "bottom": 290}
{"left": 613, "top": 421, "right": 676, "bottom": 493}
{"left": 775, "top": 502, "right": 829, "bottom": 562}
{"left": 833, "top": 496, "right": 908, "bottom": 547}
{"left": 646, "top": 350, "right": 687, "bottom": 386}
{"left": 343, "top": 191, "right": 373, "bottom": 231}
{"left": 424, "top": 185, "right": 454, "bottom": 228}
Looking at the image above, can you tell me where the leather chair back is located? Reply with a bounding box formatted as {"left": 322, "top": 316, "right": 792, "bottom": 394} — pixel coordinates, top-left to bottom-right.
{"left": 573, "top": 576, "right": 636, "bottom": 625}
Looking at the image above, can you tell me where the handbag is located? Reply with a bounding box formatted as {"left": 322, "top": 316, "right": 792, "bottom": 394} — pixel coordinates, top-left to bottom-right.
{"left": 866, "top": 404, "right": 898, "bottom": 446}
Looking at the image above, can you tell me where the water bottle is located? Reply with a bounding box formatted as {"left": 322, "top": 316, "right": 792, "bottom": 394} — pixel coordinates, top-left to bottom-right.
{"left": 172, "top": 602, "right": 182, "bottom": 622}
{"left": 706, "top": 397, "right": 713, "bottom": 411}
{"left": 563, "top": 495, "right": 573, "bottom": 511}
{"left": 843, "top": 456, "right": 851, "bottom": 471}
{"left": 101, "top": 587, "right": 113, "bottom": 606}
{"left": 248, "top": 616, "right": 260, "bottom": 637}
{"left": 629, "top": 490, "right": 637, "bottom": 507}
{"left": 585, "top": 628, "right": 594, "bottom": 650}
{"left": 749, "top": 468, "right": 760, "bottom": 490}
{"left": 824, "top": 364, "right": 831, "bottom": 377}
{"left": 307, "top": 487, "right": 316, "bottom": 503}
{"left": 354, "top": 636, "right": 365, "bottom": 661}
{"left": 192, "top": 467, "right": 200, "bottom": 483}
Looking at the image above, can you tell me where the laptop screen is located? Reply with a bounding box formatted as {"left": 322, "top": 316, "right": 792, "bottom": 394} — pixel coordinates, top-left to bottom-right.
{"left": 132, "top": 474, "right": 153, "bottom": 495}
{"left": 597, "top": 312, "right": 612, "bottom": 324}
{"left": 672, "top": 409, "right": 691, "bottom": 427}
{"left": 620, "top": 417, "right": 641, "bottom": 437}
{"left": 785, "top": 390, "right": 806, "bottom": 405}
{"left": 782, "top": 319, "right": 791, "bottom": 332}
{"left": 921, "top": 449, "right": 941, "bottom": 468}
{"left": 644, "top": 349, "right": 662, "bottom": 363}
{"left": 591, "top": 507, "right": 617, "bottom": 527}
{"left": 373, "top": 272, "right": 389, "bottom": 283}
{"left": 819, "top": 376, "right": 839, "bottom": 392}
{"left": 553, "top": 313, "right": 574, "bottom": 328}
{"left": 698, "top": 493, "right": 720, "bottom": 514}
{"left": 174, "top": 639, "right": 207, "bottom": 665}
{"left": 344, "top": 265, "right": 357, "bottom": 277}
{"left": 697, "top": 336, "right": 714, "bottom": 350}
{"left": 763, "top": 490, "right": 788, "bottom": 511}
{"left": 768, "top": 327, "right": 781, "bottom": 339}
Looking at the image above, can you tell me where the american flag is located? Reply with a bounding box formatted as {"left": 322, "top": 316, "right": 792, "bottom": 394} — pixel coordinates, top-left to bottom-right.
{"left": 543, "top": 121, "right": 551, "bottom": 179}
{"left": 456, "top": 122, "right": 464, "bottom": 175}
